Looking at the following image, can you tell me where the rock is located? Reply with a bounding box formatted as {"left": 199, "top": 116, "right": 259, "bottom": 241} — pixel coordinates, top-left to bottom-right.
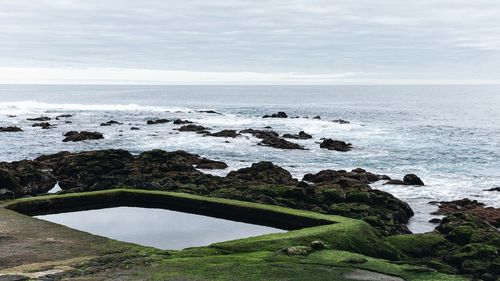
{"left": 384, "top": 179, "right": 408, "bottom": 185}
{"left": 0, "top": 188, "right": 15, "bottom": 200}
{"left": 0, "top": 275, "right": 30, "bottom": 281}
{"left": 282, "top": 246, "right": 312, "bottom": 256}
{"left": 403, "top": 174, "right": 425, "bottom": 186}
{"left": 0, "top": 126, "right": 22, "bottom": 132}
{"left": 177, "top": 124, "right": 211, "bottom": 132}
{"left": 7, "top": 115, "right": 16, "bottom": 118}
{"left": 146, "top": 119, "right": 170, "bottom": 125}
{"left": 331, "top": 119, "right": 350, "bottom": 124}
{"left": 195, "top": 158, "right": 228, "bottom": 169}
{"left": 27, "top": 116, "right": 51, "bottom": 121}
{"left": 313, "top": 116, "right": 321, "bottom": 119}
{"left": 62, "top": 131, "right": 104, "bottom": 142}
{"left": 484, "top": 187, "right": 500, "bottom": 192}
{"left": 100, "top": 120, "right": 123, "bottom": 126}
{"left": 226, "top": 162, "right": 297, "bottom": 185}
{"left": 310, "top": 240, "right": 326, "bottom": 250}
{"left": 130, "top": 127, "right": 141, "bottom": 130}
{"left": 173, "top": 119, "right": 193, "bottom": 125}
{"left": 319, "top": 139, "right": 352, "bottom": 152}
{"left": 262, "top": 111, "right": 288, "bottom": 118}
{"left": 207, "top": 130, "right": 240, "bottom": 138}
{"left": 432, "top": 199, "right": 500, "bottom": 227}
{"left": 32, "top": 122, "right": 52, "bottom": 129}
{"left": 196, "top": 110, "right": 222, "bottom": 115}
{"left": 429, "top": 218, "right": 442, "bottom": 224}
{"left": 259, "top": 136, "right": 305, "bottom": 150}
{"left": 282, "top": 131, "right": 312, "bottom": 139}
{"left": 56, "top": 114, "right": 73, "bottom": 118}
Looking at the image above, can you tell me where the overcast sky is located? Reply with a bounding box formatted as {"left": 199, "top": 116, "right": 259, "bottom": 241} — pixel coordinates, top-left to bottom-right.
{"left": 0, "top": 0, "right": 499, "bottom": 84}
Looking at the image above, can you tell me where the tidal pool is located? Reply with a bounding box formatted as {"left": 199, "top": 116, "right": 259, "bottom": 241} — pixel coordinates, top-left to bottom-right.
{"left": 36, "top": 206, "right": 286, "bottom": 250}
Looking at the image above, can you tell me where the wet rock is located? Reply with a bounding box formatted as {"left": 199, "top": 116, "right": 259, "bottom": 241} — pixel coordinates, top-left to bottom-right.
{"left": 310, "top": 240, "right": 326, "bottom": 250}
{"left": 429, "top": 218, "right": 442, "bottom": 224}
{"left": 0, "top": 275, "right": 30, "bottom": 281}
{"left": 130, "top": 127, "right": 141, "bottom": 130}
{"left": 32, "top": 122, "right": 52, "bottom": 129}
{"left": 27, "top": 116, "right": 51, "bottom": 121}
{"left": 432, "top": 199, "right": 500, "bottom": 227}
{"left": 262, "top": 111, "right": 288, "bottom": 118}
{"left": 100, "top": 120, "right": 123, "bottom": 126}
{"left": 196, "top": 110, "right": 222, "bottom": 115}
{"left": 312, "top": 116, "right": 321, "bottom": 119}
{"left": 226, "top": 162, "right": 297, "bottom": 185}
{"left": 146, "top": 119, "right": 170, "bottom": 125}
{"left": 62, "top": 131, "right": 104, "bottom": 142}
{"left": 0, "top": 126, "right": 22, "bottom": 132}
{"left": 206, "top": 130, "right": 240, "bottom": 138}
{"left": 177, "top": 124, "right": 211, "bottom": 132}
{"left": 7, "top": 115, "right": 16, "bottom": 118}
{"left": 195, "top": 158, "right": 228, "bottom": 169}
{"left": 384, "top": 179, "right": 408, "bottom": 185}
{"left": 173, "top": 119, "right": 193, "bottom": 125}
{"left": 282, "top": 131, "right": 312, "bottom": 139}
{"left": 403, "top": 174, "right": 425, "bottom": 186}
{"left": 259, "top": 136, "right": 305, "bottom": 150}
{"left": 56, "top": 114, "right": 73, "bottom": 118}
{"left": 319, "top": 139, "right": 352, "bottom": 152}
{"left": 331, "top": 119, "right": 350, "bottom": 124}
{"left": 484, "top": 187, "right": 500, "bottom": 192}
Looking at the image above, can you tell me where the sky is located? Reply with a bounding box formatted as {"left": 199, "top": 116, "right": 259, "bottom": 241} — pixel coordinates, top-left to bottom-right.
{"left": 0, "top": 0, "right": 499, "bottom": 84}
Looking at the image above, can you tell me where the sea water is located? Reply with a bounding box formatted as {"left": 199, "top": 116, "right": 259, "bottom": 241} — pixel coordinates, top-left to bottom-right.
{"left": 1, "top": 84, "right": 499, "bottom": 233}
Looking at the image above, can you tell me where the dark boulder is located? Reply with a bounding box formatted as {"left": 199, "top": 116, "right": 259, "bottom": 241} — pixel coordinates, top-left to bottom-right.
{"left": 484, "top": 187, "right": 500, "bottom": 192}
{"left": 130, "top": 127, "right": 141, "bottom": 130}
{"left": 173, "top": 119, "right": 193, "bottom": 125}
{"left": 195, "top": 158, "right": 228, "bottom": 169}
{"left": 226, "top": 162, "right": 297, "bottom": 185}
{"left": 331, "top": 119, "right": 350, "bottom": 124}
{"left": 319, "top": 139, "right": 352, "bottom": 152}
{"left": 207, "top": 130, "right": 240, "bottom": 138}
{"left": 27, "top": 116, "right": 51, "bottom": 121}
{"left": 100, "top": 120, "right": 123, "bottom": 126}
{"left": 282, "top": 131, "right": 312, "bottom": 140}
{"left": 240, "top": 129, "right": 279, "bottom": 139}
{"left": 146, "top": 119, "right": 170, "bottom": 125}
{"left": 32, "top": 122, "right": 52, "bottom": 129}
{"left": 384, "top": 179, "right": 408, "bottom": 185}
{"left": 196, "top": 110, "right": 222, "bottom": 115}
{"left": 62, "top": 131, "right": 104, "bottom": 142}
{"left": 259, "top": 137, "right": 305, "bottom": 150}
{"left": 403, "top": 174, "right": 425, "bottom": 186}
{"left": 0, "top": 126, "right": 22, "bottom": 132}
{"left": 263, "top": 111, "right": 288, "bottom": 118}
{"left": 177, "top": 124, "right": 211, "bottom": 132}
{"left": 56, "top": 114, "right": 73, "bottom": 118}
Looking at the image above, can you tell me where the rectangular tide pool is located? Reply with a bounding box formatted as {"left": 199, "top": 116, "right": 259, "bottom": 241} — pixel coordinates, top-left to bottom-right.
{"left": 35, "top": 206, "right": 286, "bottom": 250}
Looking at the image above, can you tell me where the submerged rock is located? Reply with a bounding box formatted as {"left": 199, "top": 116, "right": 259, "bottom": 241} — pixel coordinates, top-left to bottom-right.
{"left": 262, "top": 111, "right": 288, "bottom": 118}
{"left": 27, "top": 116, "right": 51, "bottom": 121}
{"left": 484, "top": 187, "right": 500, "bottom": 192}
{"left": 62, "top": 131, "right": 104, "bottom": 142}
{"left": 32, "top": 122, "right": 52, "bottom": 129}
{"left": 331, "top": 119, "right": 350, "bottom": 124}
{"left": 177, "top": 124, "right": 211, "bottom": 132}
{"left": 100, "top": 120, "right": 123, "bottom": 126}
{"left": 206, "top": 130, "right": 240, "bottom": 138}
{"left": 146, "top": 119, "right": 170, "bottom": 125}
{"left": 173, "top": 119, "right": 193, "bottom": 125}
{"left": 0, "top": 126, "right": 22, "bottom": 132}
{"left": 319, "top": 139, "right": 352, "bottom": 152}
{"left": 282, "top": 131, "right": 312, "bottom": 139}
{"left": 259, "top": 136, "right": 305, "bottom": 150}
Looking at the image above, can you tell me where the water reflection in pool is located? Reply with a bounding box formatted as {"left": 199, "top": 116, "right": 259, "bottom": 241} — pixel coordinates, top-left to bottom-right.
{"left": 36, "top": 207, "right": 286, "bottom": 250}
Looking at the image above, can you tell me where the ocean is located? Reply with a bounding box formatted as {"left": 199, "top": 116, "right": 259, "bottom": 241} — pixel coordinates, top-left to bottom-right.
{"left": 1, "top": 84, "right": 499, "bottom": 233}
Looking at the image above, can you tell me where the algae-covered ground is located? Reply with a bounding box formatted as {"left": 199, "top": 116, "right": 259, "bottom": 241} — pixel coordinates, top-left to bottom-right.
{"left": 0, "top": 189, "right": 468, "bottom": 281}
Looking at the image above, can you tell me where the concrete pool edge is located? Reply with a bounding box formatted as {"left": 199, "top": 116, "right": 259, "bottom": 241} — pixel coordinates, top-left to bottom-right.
{"left": 0, "top": 189, "right": 469, "bottom": 281}
{"left": 3, "top": 189, "right": 397, "bottom": 257}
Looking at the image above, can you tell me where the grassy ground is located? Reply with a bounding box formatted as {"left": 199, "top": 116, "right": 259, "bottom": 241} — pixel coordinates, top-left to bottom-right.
{"left": 0, "top": 189, "right": 469, "bottom": 281}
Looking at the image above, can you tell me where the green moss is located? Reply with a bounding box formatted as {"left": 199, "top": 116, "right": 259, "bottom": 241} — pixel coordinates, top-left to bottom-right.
{"left": 385, "top": 233, "right": 450, "bottom": 258}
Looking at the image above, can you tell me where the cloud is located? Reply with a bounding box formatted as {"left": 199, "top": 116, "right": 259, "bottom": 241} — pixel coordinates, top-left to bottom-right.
{"left": 0, "top": 0, "right": 499, "bottom": 83}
